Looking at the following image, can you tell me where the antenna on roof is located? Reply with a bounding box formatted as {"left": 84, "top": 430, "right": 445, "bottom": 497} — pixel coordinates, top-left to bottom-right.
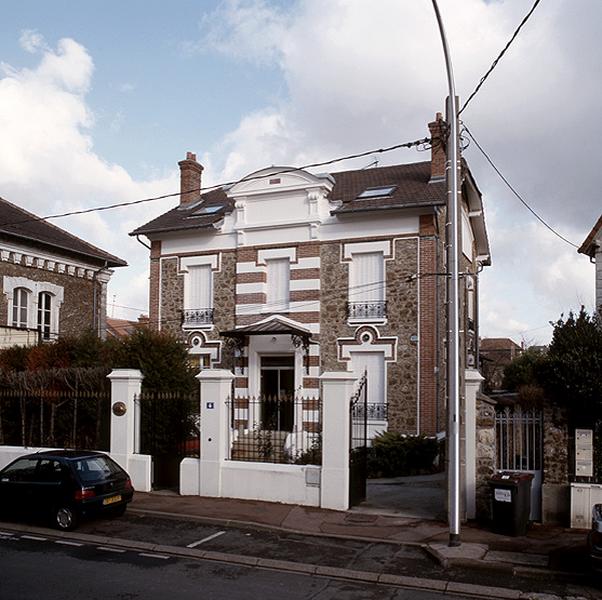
{"left": 361, "top": 157, "right": 379, "bottom": 169}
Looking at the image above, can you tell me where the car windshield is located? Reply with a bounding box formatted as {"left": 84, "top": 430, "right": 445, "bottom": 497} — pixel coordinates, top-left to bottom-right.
{"left": 73, "top": 456, "right": 122, "bottom": 483}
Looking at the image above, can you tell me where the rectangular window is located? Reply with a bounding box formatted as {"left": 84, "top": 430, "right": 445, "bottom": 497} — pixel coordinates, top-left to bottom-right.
{"left": 187, "top": 265, "right": 212, "bottom": 309}
{"left": 183, "top": 265, "right": 213, "bottom": 327}
{"left": 348, "top": 253, "right": 385, "bottom": 320}
{"left": 266, "top": 258, "right": 290, "bottom": 311}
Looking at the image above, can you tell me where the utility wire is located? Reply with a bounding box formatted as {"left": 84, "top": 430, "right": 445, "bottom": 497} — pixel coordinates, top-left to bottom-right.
{"left": 0, "top": 137, "right": 429, "bottom": 230}
{"left": 459, "top": 0, "right": 542, "bottom": 115}
{"left": 463, "top": 124, "right": 578, "bottom": 248}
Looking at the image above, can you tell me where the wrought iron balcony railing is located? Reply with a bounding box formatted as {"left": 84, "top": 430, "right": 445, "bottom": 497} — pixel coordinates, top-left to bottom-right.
{"left": 347, "top": 301, "right": 387, "bottom": 320}
{"left": 182, "top": 308, "right": 214, "bottom": 327}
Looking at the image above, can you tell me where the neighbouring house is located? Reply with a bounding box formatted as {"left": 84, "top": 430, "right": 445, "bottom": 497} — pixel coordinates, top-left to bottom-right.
{"left": 0, "top": 196, "right": 127, "bottom": 346}
{"left": 578, "top": 214, "right": 602, "bottom": 313}
{"left": 131, "top": 113, "right": 490, "bottom": 438}
{"left": 479, "top": 337, "right": 523, "bottom": 392}
{"left": 106, "top": 315, "right": 148, "bottom": 338}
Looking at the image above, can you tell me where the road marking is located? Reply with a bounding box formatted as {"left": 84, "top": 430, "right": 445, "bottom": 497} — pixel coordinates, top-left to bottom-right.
{"left": 21, "top": 535, "right": 46, "bottom": 541}
{"left": 139, "top": 553, "right": 170, "bottom": 560}
{"left": 55, "top": 540, "right": 83, "bottom": 547}
{"left": 0, "top": 531, "right": 14, "bottom": 535}
{"left": 97, "top": 546, "right": 126, "bottom": 553}
{"left": 186, "top": 531, "right": 226, "bottom": 548}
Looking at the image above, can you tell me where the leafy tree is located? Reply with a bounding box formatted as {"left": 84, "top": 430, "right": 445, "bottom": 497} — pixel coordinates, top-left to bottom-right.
{"left": 502, "top": 347, "right": 545, "bottom": 391}
{"left": 537, "top": 308, "right": 602, "bottom": 426}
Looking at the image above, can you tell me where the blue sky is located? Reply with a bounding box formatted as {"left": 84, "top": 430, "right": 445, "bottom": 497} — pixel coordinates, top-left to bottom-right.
{"left": 0, "top": 0, "right": 599, "bottom": 343}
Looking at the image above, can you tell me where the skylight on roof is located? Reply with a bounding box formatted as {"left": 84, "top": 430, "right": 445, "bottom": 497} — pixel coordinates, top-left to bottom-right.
{"left": 357, "top": 186, "right": 397, "bottom": 199}
{"left": 194, "top": 205, "right": 223, "bottom": 215}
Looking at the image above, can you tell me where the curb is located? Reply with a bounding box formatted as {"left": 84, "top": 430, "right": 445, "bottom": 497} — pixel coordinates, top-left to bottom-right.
{"left": 0, "top": 520, "right": 527, "bottom": 599}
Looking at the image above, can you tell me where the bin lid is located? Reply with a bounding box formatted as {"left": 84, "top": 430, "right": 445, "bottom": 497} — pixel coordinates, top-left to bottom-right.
{"left": 490, "top": 471, "right": 534, "bottom": 483}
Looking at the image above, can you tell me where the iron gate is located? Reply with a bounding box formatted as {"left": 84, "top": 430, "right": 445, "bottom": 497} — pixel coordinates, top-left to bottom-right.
{"left": 349, "top": 371, "right": 368, "bottom": 507}
{"left": 495, "top": 405, "right": 543, "bottom": 521}
{"left": 137, "top": 390, "right": 199, "bottom": 490}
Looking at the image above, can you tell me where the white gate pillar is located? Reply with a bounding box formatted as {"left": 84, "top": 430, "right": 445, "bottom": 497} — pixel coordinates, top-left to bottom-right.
{"left": 198, "top": 369, "right": 235, "bottom": 497}
{"left": 108, "top": 369, "right": 143, "bottom": 456}
{"left": 464, "top": 368, "right": 484, "bottom": 520}
{"left": 107, "top": 369, "right": 152, "bottom": 492}
{"left": 320, "top": 371, "right": 357, "bottom": 511}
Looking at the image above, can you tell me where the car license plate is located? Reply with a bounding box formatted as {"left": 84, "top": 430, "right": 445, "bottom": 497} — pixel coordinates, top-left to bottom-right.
{"left": 103, "top": 494, "right": 122, "bottom": 506}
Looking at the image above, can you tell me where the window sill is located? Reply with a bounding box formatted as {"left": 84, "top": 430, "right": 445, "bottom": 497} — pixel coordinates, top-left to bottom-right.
{"left": 348, "top": 317, "right": 387, "bottom": 326}
{"left": 182, "top": 323, "right": 214, "bottom": 331}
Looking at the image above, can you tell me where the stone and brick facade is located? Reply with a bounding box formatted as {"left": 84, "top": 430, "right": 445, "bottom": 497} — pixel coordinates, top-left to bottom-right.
{"left": 0, "top": 196, "right": 126, "bottom": 345}
{"left": 132, "top": 115, "right": 490, "bottom": 437}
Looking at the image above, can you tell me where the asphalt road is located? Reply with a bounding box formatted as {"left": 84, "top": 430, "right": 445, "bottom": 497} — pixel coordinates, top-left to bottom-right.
{"left": 0, "top": 534, "right": 470, "bottom": 600}
{"left": 1, "top": 512, "right": 599, "bottom": 599}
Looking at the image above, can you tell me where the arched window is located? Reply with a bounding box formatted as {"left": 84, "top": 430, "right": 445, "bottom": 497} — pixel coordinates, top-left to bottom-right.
{"left": 12, "top": 287, "right": 29, "bottom": 328}
{"left": 38, "top": 291, "right": 52, "bottom": 340}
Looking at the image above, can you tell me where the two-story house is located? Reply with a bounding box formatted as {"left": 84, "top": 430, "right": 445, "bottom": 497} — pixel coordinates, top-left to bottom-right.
{"left": 131, "top": 114, "right": 490, "bottom": 437}
{"left": 0, "top": 196, "right": 126, "bottom": 345}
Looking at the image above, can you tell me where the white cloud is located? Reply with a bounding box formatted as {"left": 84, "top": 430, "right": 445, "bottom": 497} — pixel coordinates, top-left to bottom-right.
{"left": 18, "top": 29, "right": 47, "bottom": 54}
{"left": 197, "top": 0, "right": 600, "bottom": 342}
{"left": 0, "top": 38, "right": 177, "bottom": 318}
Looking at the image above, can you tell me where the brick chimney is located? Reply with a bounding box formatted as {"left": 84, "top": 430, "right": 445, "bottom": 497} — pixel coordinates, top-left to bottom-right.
{"left": 178, "top": 151, "right": 203, "bottom": 206}
{"left": 428, "top": 113, "right": 446, "bottom": 181}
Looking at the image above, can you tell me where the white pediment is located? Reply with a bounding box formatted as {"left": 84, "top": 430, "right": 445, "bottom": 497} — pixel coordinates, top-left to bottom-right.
{"left": 228, "top": 166, "right": 333, "bottom": 197}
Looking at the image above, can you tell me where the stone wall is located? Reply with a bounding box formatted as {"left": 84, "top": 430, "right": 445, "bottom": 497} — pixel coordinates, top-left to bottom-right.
{"left": 475, "top": 393, "right": 496, "bottom": 521}
{"left": 0, "top": 261, "right": 98, "bottom": 337}
{"left": 542, "top": 403, "right": 570, "bottom": 524}
{"left": 319, "top": 237, "right": 419, "bottom": 434}
{"left": 159, "top": 257, "right": 183, "bottom": 338}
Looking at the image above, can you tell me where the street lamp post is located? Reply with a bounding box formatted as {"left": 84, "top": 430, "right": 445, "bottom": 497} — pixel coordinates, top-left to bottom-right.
{"left": 431, "top": 0, "right": 461, "bottom": 547}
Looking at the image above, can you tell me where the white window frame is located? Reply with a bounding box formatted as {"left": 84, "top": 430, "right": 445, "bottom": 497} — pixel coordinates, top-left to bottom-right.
{"left": 348, "top": 251, "right": 386, "bottom": 324}
{"left": 3, "top": 276, "right": 63, "bottom": 337}
{"left": 257, "top": 247, "right": 296, "bottom": 314}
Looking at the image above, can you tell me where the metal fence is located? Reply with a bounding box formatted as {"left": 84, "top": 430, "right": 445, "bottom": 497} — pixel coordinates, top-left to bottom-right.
{"left": 226, "top": 395, "right": 322, "bottom": 465}
{"left": 495, "top": 405, "right": 542, "bottom": 471}
{"left": 0, "top": 388, "right": 111, "bottom": 450}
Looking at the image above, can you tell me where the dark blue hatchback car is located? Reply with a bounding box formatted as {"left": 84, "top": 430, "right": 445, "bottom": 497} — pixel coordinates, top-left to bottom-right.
{"left": 0, "top": 450, "right": 134, "bottom": 530}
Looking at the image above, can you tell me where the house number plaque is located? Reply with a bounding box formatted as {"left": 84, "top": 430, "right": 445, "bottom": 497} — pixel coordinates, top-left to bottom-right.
{"left": 112, "top": 401, "right": 127, "bottom": 416}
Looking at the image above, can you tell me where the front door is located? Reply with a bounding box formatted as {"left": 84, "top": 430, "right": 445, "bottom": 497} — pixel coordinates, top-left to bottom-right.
{"left": 260, "top": 355, "right": 295, "bottom": 431}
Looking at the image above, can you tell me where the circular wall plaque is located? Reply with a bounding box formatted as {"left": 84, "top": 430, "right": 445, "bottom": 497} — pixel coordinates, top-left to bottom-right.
{"left": 112, "top": 401, "right": 127, "bottom": 416}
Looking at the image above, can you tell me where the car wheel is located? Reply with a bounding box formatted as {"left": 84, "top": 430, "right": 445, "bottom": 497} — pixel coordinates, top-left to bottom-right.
{"left": 53, "top": 506, "right": 78, "bottom": 531}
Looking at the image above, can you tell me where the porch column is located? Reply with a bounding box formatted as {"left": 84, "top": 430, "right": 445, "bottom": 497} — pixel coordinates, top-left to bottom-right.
{"left": 198, "top": 369, "right": 235, "bottom": 497}
{"left": 464, "top": 368, "right": 484, "bottom": 520}
{"left": 320, "top": 371, "right": 356, "bottom": 511}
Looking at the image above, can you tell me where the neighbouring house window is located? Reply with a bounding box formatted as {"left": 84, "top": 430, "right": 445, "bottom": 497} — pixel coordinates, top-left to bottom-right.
{"left": 348, "top": 252, "right": 386, "bottom": 321}
{"left": 184, "top": 265, "right": 213, "bottom": 326}
{"left": 38, "top": 292, "right": 52, "bottom": 339}
{"left": 12, "top": 287, "right": 29, "bottom": 328}
{"left": 266, "top": 258, "right": 290, "bottom": 312}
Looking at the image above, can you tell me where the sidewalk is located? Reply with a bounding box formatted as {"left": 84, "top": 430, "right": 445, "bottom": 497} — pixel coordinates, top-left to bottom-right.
{"left": 130, "top": 491, "right": 589, "bottom": 577}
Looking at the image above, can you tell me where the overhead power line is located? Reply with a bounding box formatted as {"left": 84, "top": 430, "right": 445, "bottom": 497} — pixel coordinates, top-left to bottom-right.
{"left": 463, "top": 124, "right": 578, "bottom": 249}
{"left": 459, "top": 0, "right": 542, "bottom": 115}
{"left": 0, "top": 137, "right": 429, "bottom": 230}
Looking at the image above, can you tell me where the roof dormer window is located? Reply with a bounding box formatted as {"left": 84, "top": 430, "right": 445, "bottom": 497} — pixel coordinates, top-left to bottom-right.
{"left": 357, "top": 186, "right": 397, "bottom": 200}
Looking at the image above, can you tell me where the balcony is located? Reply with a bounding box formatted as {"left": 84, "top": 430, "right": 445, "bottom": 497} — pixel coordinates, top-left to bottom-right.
{"left": 347, "top": 301, "right": 387, "bottom": 322}
{"left": 182, "top": 308, "right": 214, "bottom": 328}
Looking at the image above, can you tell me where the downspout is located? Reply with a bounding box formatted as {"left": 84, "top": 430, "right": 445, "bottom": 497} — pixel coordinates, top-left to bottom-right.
{"left": 92, "top": 260, "right": 109, "bottom": 338}
{"left": 135, "top": 234, "right": 151, "bottom": 251}
{"left": 435, "top": 208, "right": 442, "bottom": 434}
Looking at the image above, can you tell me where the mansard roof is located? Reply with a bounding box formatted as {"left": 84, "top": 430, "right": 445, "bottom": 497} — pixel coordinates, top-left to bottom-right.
{"left": 130, "top": 161, "right": 446, "bottom": 237}
{"left": 0, "top": 196, "right": 126, "bottom": 267}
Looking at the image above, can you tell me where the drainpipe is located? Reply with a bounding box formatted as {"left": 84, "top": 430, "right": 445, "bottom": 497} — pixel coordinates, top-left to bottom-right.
{"left": 92, "top": 260, "right": 109, "bottom": 338}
